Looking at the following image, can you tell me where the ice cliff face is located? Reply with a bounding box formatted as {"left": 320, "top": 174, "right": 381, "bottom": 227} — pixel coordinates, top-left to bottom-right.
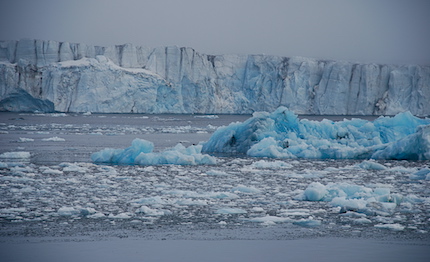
{"left": 1, "top": 39, "right": 429, "bottom": 115}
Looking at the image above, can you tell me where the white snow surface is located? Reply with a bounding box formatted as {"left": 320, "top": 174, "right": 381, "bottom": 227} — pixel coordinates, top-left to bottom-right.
{"left": 1, "top": 39, "right": 430, "bottom": 115}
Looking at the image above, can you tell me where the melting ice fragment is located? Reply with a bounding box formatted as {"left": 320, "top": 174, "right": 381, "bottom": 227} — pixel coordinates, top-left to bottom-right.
{"left": 202, "top": 107, "right": 430, "bottom": 160}
{"left": 0, "top": 151, "right": 31, "bottom": 159}
{"left": 409, "top": 168, "right": 430, "bottom": 180}
{"left": 357, "top": 160, "right": 387, "bottom": 170}
{"left": 300, "top": 182, "right": 413, "bottom": 216}
{"left": 92, "top": 138, "right": 217, "bottom": 165}
{"left": 215, "top": 208, "right": 247, "bottom": 214}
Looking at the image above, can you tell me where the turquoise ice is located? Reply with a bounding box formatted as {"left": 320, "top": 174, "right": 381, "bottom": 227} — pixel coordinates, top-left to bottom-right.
{"left": 202, "top": 107, "right": 430, "bottom": 160}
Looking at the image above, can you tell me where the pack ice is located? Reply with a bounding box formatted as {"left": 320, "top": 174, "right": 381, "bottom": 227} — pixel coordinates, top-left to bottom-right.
{"left": 202, "top": 107, "right": 430, "bottom": 160}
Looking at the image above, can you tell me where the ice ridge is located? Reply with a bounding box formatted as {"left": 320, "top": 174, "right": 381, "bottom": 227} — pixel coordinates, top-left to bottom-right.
{"left": 1, "top": 39, "right": 429, "bottom": 115}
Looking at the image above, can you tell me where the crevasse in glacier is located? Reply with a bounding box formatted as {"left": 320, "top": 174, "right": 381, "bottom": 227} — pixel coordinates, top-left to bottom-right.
{"left": 1, "top": 39, "right": 429, "bottom": 115}
{"left": 201, "top": 107, "right": 430, "bottom": 160}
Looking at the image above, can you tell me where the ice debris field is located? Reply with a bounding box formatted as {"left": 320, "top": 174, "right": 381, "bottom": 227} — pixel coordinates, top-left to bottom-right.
{"left": 0, "top": 158, "right": 429, "bottom": 238}
{"left": 0, "top": 108, "right": 429, "bottom": 242}
{"left": 93, "top": 107, "right": 430, "bottom": 165}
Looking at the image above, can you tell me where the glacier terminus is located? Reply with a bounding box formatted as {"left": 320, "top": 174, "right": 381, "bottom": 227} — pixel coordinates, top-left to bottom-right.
{"left": 1, "top": 39, "right": 429, "bottom": 116}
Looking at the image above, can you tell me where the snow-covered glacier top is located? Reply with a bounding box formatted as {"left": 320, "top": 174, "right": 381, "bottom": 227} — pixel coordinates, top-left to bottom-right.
{"left": 1, "top": 39, "right": 429, "bottom": 115}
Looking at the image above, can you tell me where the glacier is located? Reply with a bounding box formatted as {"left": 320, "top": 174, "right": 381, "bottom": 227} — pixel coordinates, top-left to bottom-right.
{"left": 201, "top": 107, "right": 430, "bottom": 160}
{"left": 1, "top": 39, "right": 430, "bottom": 115}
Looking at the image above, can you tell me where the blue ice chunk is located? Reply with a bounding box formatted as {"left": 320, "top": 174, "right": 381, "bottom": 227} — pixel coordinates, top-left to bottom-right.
{"left": 410, "top": 168, "right": 430, "bottom": 180}
{"left": 293, "top": 218, "right": 321, "bottom": 227}
{"left": 91, "top": 139, "right": 154, "bottom": 164}
{"left": 202, "top": 106, "right": 430, "bottom": 160}
{"left": 231, "top": 185, "right": 261, "bottom": 194}
{"left": 301, "top": 182, "right": 417, "bottom": 215}
{"left": 91, "top": 138, "right": 217, "bottom": 165}
{"left": 371, "top": 125, "right": 430, "bottom": 160}
{"left": 357, "top": 160, "right": 387, "bottom": 170}
{"left": 303, "top": 182, "right": 328, "bottom": 201}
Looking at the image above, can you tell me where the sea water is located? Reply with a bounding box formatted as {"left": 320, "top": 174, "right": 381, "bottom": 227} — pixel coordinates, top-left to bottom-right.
{"left": 0, "top": 112, "right": 429, "bottom": 261}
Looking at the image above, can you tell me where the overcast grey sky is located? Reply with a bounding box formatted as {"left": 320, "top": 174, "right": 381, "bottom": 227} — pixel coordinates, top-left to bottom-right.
{"left": 1, "top": 0, "right": 429, "bottom": 65}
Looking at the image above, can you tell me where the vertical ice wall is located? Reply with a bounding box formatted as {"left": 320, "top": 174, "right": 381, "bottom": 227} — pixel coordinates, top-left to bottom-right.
{"left": 0, "top": 39, "right": 429, "bottom": 115}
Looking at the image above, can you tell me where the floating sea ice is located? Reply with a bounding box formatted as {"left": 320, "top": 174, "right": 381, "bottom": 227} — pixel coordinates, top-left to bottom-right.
{"left": 60, "top": 163, "right": 88, "bottom": 173}
{"left": 132, "top": 196, "right": 167, "bottom": 205}
{"left": 202, "top": 107, "right": 430, "bottom": 160}
{"left": 0, "top": 207, "right": 27, "bottom": 220}
{"left": 92, "top": 138, "right": 217, "bottom": 165}
{"left": 194, "top": 115, "right": 219, "bottom": 119}
{"left": 409, "top": 168, "right": 430, "bottom": 180}
{"left": 135, "top": 206, "right": 168, "bottom": 216}
{"left": 87, "top": 212, "right": 106, "bottom": 219}
{"left": 0, "top": 151, "right": 31, "bottom": 159}
{"left": 215, "top": 208, "right": 247, "bottom": 214}
{"left": 300, "top": 182, "right": 408, "bottom": 215}
{"left": 174, "top": 199, "right": 208, "bottom": 206}
{"left": 57, "top": 206, "right": 97, "bottom": 217}
{"left": 109, "top": 212, "right": 133, "bottom": 219}
{"left": 231, "top": 185, "right": 261, "bottom": 194}
{"left": 18, "top": 137, "right": 34, "bottom": 142}
{"left": 374, "top": 223, "right": 405, "bottom": 231}
{"left": 41, "top": 167, "right": 63, "bottom": 175}
{"left": 352, "top": 217, "right": 373, "bottom": 225}
{"left": 247, "top": 215, "right": 292, "bottom": 224}
{"left": 357, "top": 160, "right": 387, "bottom": 170}
{"left": 164, "top": 189, "right": 239, "bottom": 199}
{"left": 250, "top": 160, "right": 293, "bottom": 169}
{"left": 302, "top": 182, "right": 328, "bottom": 201}
{"left": 205, "top": 170, "right": 230, "bottom": 176}
{"left": 279, "top": 209, "right": 311, "bottom": 217}
{"left": 57, "top": 207, "right": 79, "bottom": 216}
{"left": 42, "top": 136, "right": 66, "bottom": 142}
{"left": 292, "top": 218, "right": 322, "bottom": 227}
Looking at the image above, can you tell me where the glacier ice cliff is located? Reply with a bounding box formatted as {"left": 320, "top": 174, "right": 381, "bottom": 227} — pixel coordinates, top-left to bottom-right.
{"left": 201, "top": 107, "right": 430, "bottom": 160}
{"left": 1, "top": 39, "right": 429, "bottom": 115}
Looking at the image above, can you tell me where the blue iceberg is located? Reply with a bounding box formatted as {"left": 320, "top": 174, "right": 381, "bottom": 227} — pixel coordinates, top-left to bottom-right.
{"left": 202, "top": 107, "right": 430, "bottom": 160}
{"left": 92, "top": 139, "right": 217, "bottom": 165}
